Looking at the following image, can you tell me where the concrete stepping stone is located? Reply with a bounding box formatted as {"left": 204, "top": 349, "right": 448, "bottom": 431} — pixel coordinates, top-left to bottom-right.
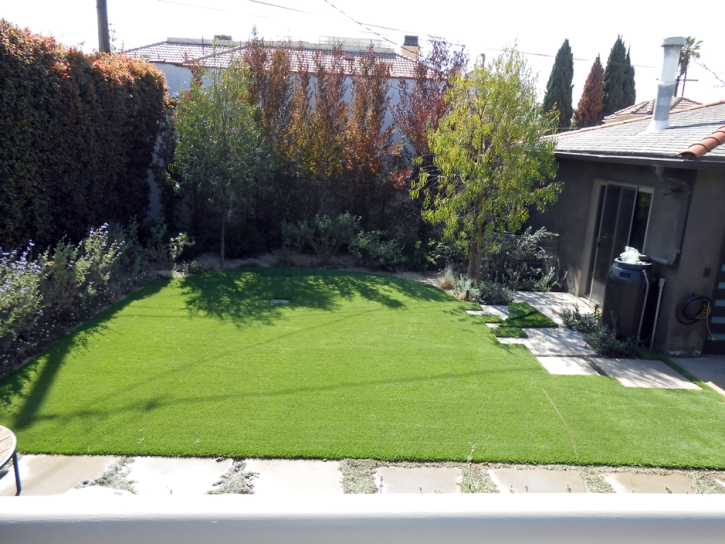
{"left": 488, "top": 468, "right": 587, "bottom": 493}
{"left": 244, "top": 459, "right": 342, "bottom": 494}
{"left": 592, "top": 358, "right": 700, "bottom": 389}
{"left": 537, "top": 356, "right": 599, "bottom": 376}
{"left": 376, "top": 466, "right": 462, "bottom": 494}
{"left": 497, "top": 328, "right": 596, "bottom": 357}
{"left": 672, "top": 356, "right": 725, "bottom": 396}
{"left": 126, "top": 456, "right": 233, "bottom": 496}
{"left": 604, "top": 472, "right": 695, "bottom": 494}
{"left": 477, "top": 305, "right": 509, "bottom": 319}
{"left": 513, "top": 292, "right": 595, "bottom": 326}
{"left": 0, "top": 455, "right": 115, "bottom": 496}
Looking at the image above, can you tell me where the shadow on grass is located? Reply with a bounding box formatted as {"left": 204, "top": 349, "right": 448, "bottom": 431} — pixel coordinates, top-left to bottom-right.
{"left": 179, "top": 267, "right": 450, "bottom": 326}
{"left": 1, "top": 269, "right": 452, "bottom": 432}
{"left": 1, "top": 281, "right": 168, "bottom": 430}
{"left": 15, "top": 365, "right": 536, "bottom": 429}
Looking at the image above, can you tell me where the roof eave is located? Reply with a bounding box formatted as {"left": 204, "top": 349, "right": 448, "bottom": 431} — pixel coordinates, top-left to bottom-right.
{"left": 555, "top": 151, "right": 725, "bottom": 171}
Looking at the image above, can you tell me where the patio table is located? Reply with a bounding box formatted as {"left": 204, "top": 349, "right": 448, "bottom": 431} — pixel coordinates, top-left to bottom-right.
{"left": 0, "top": 425, "right": 21, "bottom": 495}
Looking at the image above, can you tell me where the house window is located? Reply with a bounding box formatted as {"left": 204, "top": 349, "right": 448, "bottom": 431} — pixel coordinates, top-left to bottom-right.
{"left": 586, "top": 184, "right": 653, "bottom": 305}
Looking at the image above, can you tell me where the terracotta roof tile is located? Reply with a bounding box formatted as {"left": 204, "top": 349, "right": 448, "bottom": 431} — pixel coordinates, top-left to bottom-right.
{"left": 125, "top": 41, "right": 232, "bottom": 65}
{"left": 679, "top": 126, "right": 725, "bottom": 158}
{"left": 193, "top": 46, "right": 418, "bottom": 78}
{"left": 605, "top": 96, "right": 701, "bottom": 119}
{"left": 126, "top": 40, "right": 419, "bottom": 79}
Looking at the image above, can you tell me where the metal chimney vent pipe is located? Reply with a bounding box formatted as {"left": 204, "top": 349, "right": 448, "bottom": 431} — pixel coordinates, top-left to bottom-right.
{"left": 648, "top": 37, "right": 686, "bottom": 132}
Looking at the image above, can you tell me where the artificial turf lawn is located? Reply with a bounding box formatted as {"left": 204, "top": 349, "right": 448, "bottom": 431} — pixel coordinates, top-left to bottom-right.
{"left": 2, "top": 268, "right": 725, "bottom": 467}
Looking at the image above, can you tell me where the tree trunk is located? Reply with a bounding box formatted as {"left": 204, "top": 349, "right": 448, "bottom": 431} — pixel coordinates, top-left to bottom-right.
{"left": 475, "top": 222, "right": 483, "bottom": 284}
{"left": 220, "top": 212, "right": 226, "bottom": 268}
{"left": 467, "top": 237, "right": 475, "bottom": 279}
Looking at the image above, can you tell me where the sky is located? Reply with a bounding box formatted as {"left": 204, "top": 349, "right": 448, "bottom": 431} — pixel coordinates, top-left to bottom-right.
{"left": 2, "top": 0, "right": 724, "bottom": 106}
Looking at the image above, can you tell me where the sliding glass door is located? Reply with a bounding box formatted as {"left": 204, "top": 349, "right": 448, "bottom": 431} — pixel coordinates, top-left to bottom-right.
{"left": 586, "top": 184, "right": 653, "bottom": 305}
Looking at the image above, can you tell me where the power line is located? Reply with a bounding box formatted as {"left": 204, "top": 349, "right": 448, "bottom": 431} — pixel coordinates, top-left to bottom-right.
{"left": 319, "top": 0, "right": 419, "bottom": 57}
{"left": 248, "top": 0, "right": 312, "bottom": 14}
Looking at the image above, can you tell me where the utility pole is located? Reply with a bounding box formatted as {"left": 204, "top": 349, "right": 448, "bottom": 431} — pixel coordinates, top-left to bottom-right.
{"left": 96, "top": 0, "right": 111, "bottom": 53}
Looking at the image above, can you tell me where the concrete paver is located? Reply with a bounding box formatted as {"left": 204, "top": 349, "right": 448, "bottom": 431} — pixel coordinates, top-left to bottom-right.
{"left": 592, "top": 358, "right": 700, "bottom": 389}
{"left": 243, "top": 459, "right": 342, "bottom": 494}
{"left": 672, "top": 356, "right": 725, "bottom": 396}
{"left": 126, "top": 457, "right": 233, "bottom": 496}
{"left": 497, "top": 328, "right": 597, "bottom": 356}
{"left": 536, "top": 356, "right": 600, "bottom": 376}
{"left": 488, "top": 468, "right": 588, "bottom": 493}
{"left": 478, "top": 305, "right": 509, "bottom": 319}
{"left": 513, "top": 292, "right": 595, "bottom": 326}
{"left": 376, "top": 466, "right": 462, "bottom": 494}
{"left": 64, "top": 485, "right": 135, "bottom": 497}
{"left": 604, "top": 473, "right": 695, "bottom": 494}
{"left": 0, "top": 455, "right": 115, "bottom": 496}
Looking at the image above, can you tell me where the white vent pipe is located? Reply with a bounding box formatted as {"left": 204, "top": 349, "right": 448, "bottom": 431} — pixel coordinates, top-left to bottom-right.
{"left": 648, "top": 37, "right": 686, "bottom": 132}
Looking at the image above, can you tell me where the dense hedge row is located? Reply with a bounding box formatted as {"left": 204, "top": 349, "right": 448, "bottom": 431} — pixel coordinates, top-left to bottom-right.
{"left": 0, "top": 20, "right": 169, "bottom": 250}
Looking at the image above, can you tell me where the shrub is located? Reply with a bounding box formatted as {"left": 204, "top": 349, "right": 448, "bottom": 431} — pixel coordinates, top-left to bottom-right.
{"left": 349, "top": 231, "right": 403, "bottom": 270}
{"left": 477, "top": 281, "right": 515, "bottom": 306}
{"left": 38, "top": 224, "right": 123, "bottom": 320}
{"left": 402, "top": 236, "right": 437, "bottom": 271}
{"left": 559, "top": 305, "right": 600, "bottom": 334}
{"left": 435, "top": 265, "right": 456, "bottom": 290}
{"left": 282, "top": 213, "right": 360, "bottom": 263}
{"left": 480, "top": 227, "right": 560, "bottom": 292}
{"left": 0, "top": 20, "right": 169, "bottom": 249}
{"left": 145, "top": 222, "right": 194, "bottom": 268}
{"left": 0, "top": 245, "right": 42, "bottom": 354}
{"left": 585, "top": 323, "right": 638, "bottom": 358}
{"left": 1, "top": 222, "right": 190, "bottom": 375}
{"left": 452, "top": 276, "right": 481, "bottom": 302}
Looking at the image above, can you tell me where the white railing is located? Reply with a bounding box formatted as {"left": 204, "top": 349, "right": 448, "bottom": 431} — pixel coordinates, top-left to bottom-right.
{"left": 1, "top": 494, "right": 725, "bottom": 543}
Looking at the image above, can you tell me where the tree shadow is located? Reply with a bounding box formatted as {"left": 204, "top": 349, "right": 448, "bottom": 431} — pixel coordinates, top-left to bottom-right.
{"left": 1, "top": 269, "right": 453, "bottom": 434}
{"left": 179, "top": 267, "right": 451, "bottom": 326}
{"left": 0, "top": 281, "right": 168, "bottom": 430}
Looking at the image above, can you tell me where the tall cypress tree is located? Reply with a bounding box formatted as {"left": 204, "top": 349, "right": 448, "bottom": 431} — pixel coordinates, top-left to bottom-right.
{"left": 623, "top": 47, "right": 636, "bottom": 107}
{"left": 573, "top": 55, "right": 605, "bottom": 128}
{"left": 603, "top": 36, "right": 629, "bottom": 116}
{"left": 543, "top": 39, "right": 574, "bottom": 131}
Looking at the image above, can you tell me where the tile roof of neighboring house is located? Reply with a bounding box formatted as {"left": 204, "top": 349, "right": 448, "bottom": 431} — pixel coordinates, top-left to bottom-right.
{"left": 125, "top": 39, "right": 419, "bottom": 79}
{"left": 605, "top": 96, "right": 702, "bottom": 119}
{"left": 193, "top": 46, "right": 419, "bottom": 78}
{"left": 554, "top": 101, "right": 725, "bottom": 163}
{"left": 125, "top": 40, "right": 234, "bottom": 65}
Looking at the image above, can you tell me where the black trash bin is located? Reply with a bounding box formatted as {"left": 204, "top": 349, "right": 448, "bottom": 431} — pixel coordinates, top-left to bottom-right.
{"left": 601, "top": 259, "right": 652, "bottom": 339}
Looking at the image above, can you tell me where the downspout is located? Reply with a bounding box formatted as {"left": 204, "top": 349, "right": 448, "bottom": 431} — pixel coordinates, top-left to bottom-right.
{"left": 647, "top": 166, "right": 692, "bottom": 266}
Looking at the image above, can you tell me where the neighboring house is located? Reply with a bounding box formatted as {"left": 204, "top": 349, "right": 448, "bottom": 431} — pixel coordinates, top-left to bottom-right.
{"left": 125, "top": 35, "right": 420, "bottom": 96}
{"left": 529, "top": 100, "right": 725, "bottom": 356}
{"left": 603, "top": 96, "right": 702, "bottom": 124}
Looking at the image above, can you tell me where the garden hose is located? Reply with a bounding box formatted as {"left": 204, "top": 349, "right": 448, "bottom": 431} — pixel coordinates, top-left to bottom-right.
{"left": 676, "top": 294, "right": 714, "bottom": 340}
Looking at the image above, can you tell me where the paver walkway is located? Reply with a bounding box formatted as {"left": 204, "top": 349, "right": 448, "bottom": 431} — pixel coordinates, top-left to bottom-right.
{"left": 1, "top": 455, "right": 723, "bottom": 495}
{"left": 377, "top": 467, "right": 461, "bottom": 494}
{"left": 592, "top": 358, "right": 700, "bottom": 389}
{"left": 489, "top": 468, "right": 587, "bottom": 493}
{"left": 479, "top": 292, "right": 698, "bottom": 389}
{"left": 536, "top": 357, "right": 599, "bottom": 376}
{"left": 673, "top": 356, "right": 725, "bottom": 396}
{"left": 604, "top": 473, "right": 695, "bottom": 494}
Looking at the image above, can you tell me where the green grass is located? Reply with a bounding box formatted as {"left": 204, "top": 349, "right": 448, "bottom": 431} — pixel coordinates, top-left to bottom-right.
{"left": 492, "top": 326, "right": 528, "bottom": 338}
{"left": 2, "top": 268, "right": 725, "bottom": 467}
{"left": 500, "top": 302, "right": 558, "bottom": 328}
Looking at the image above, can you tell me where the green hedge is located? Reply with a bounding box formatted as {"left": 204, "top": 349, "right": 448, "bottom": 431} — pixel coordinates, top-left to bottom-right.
{"left": 0, "top": 20, "right": 169, "bottom": 250}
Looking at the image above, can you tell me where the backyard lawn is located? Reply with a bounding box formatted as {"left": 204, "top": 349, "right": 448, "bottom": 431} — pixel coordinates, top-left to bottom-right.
{"left": 1, "top": 268, "right": 724, "bottom": 468}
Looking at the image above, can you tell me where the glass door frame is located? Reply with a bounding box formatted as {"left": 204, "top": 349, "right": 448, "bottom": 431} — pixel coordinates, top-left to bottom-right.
{"left": 580, "top": 179, "right": 654, "bottom": 300}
